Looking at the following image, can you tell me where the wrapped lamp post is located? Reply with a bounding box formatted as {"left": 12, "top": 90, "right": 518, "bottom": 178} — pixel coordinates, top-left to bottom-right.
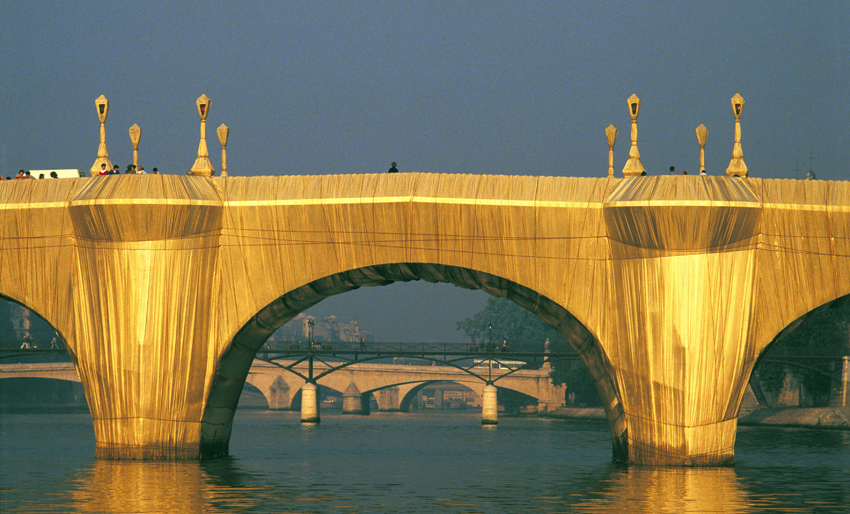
{"left": 188, "top": 94, "right": 215, "bottom": 176}
{"left": 90, "top": 95, "right": 113, "bottom": 176}
{"left": 622, "top": 94, "right": 645, "bottom": 176}
{"left": 605, "top": 124, "right": 618, "bottom": 177}
{"left": 726, "top": 93, "right": 748, "bottom": 177}
{"left": 696, "top": 124, "right": 707, "bottom": 174}
{"left": 129, "top": 124, "right": 141, "bottom": 170}
{"left": 217, "top": 123, "right": 229, "bottom": 177}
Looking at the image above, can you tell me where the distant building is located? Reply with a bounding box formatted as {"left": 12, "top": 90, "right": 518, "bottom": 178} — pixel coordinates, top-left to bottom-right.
{"left": 9, "top": 304, "right": 31, "bottom": 341}
{"left": 271, "top": 312, "right": 373, "bottom": 343}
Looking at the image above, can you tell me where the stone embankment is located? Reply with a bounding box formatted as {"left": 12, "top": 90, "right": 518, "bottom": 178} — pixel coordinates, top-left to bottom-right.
{"left": 547, "top": 406, "right": 850, "bottom": 430}
{"left": 737, "top": 407, "right": 850, "bottom": 430}
{"left": 546, "top": 407, "right": 606, "bottom": 420}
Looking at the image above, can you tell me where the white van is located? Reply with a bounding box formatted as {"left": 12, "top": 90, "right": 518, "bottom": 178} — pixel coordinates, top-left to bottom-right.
{"left": 29, "top": 169, "right": 85, "bottom": 179}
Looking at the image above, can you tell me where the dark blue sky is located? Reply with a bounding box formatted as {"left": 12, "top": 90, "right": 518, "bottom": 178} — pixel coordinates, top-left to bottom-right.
{"left": 2, "top": 2, "right": 848, "bottom": 342}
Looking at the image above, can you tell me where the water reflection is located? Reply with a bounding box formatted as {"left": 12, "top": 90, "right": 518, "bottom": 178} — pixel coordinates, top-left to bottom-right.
{"left": 2, "top": 412, "right": 846, "bottom": 513}
{"left": 568, "top": 464, "right": 753, "bottom": 513}
{"left": 68, "top": 459, "right": 268, "bottom": 513}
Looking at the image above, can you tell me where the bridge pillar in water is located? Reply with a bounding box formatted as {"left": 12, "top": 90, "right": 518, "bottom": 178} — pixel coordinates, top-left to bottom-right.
{"left": 829, "top": 356, "right": 850, "bottom": 408}
{"left": 342, "top": 382, "right": 370, "bottom": 415}
{"left": 601, "top": 178, "right": 767, "bottom": 466}
{"left": 375, "top": 387, "right": 401, "bottom": 411}
{"left": 481, "top": 384, "right": 498, "bottom": 425}
{"left": 300, "top": 383, "right": 320, "bottom": 423}
{"left": 268, "top": 376, "right": 291, "bottom": 410}
{"left": 64, "top": 176, "right": 225, "bottom": 460}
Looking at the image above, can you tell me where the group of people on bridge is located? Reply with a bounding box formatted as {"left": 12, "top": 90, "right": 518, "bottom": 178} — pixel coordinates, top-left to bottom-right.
{"left": 668, "top": 166, "right": 708, "bottom": 176}
{"left": 8, "top": 170, "right": 58, "bottom": 180}
{"left": 97, "top": 164, "right": 159, "bottom": 175}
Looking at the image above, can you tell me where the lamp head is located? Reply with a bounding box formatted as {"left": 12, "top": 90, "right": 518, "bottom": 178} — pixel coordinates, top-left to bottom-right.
{"left": 95, "top": 95, "right": 109, "bottom": 123}
{"left": 730, "top": 93, "right": 744, "bottom": 120}
{"left": 605, "top": 124, "right": 618, "bottom": 147}
{"left": 627, "top": 93, "right": 641, "bottom": 120}
{"left": 196, "top": 94, "right": 211, "bottom": 120}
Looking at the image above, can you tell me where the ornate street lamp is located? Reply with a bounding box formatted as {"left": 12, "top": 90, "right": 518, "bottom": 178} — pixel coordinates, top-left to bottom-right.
{"left": 217, "top": 123, "right": 230, "bottom": 177}
{"left": 695, "top": 124, "right": 708, "bottom": 174}
{"left": 605, "top": 124, "right": 618, "bottom": 177}
{"left": 90, "top": 95, "right": 113, "bottom": 176}
{"left": 622, "top": 94, "right": 645, "bottom": 176}
{"left": 725, "top": 93, "right": 748, "bottom": 177}
{"left": 188, "top": 94, "right": 215, "bottom": 176}
{"left": 129, "top": 124, "right": 141, "bottom": 170}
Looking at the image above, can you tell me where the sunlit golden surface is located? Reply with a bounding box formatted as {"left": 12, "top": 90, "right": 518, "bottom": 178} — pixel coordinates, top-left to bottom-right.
{"left": 1, "top": 173, "right": 847, "bottom": 465}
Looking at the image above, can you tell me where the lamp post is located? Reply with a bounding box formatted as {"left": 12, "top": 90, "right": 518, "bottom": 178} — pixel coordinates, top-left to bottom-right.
{"left": 488, "top": 323, "right": 493, "bottom": 352}
{"left": 188, "top": 94, "right": 215, "bottom": 176}
{"left": 90, "top": 95, "right": 113, "bottom": 176}
{"left": 622, "top": 94, "right": 645, "bottom": 176}
{"left": 129, "top": 124, "right": 141, "bottom": 170}
{"left": 605, "top": 124, "right": 618, "bottom": 177}
{"left": 695, "top": 124, "right": 707, "bottom": 174}
{"left": 217, "top": 123, "right": 229, "bottom": 177}
{"left": 725, "top": 93, "right": 748, "bottom": 177}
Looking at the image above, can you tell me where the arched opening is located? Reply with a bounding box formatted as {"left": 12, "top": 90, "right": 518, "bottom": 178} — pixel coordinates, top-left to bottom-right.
{"left": 276, "top": 384, "right": 345, "bottom": 411}
{"left": 0, "top": 295, "right": 67, "bottom": 355}
{"left": 0, "top": 377, "right": 87, "bottom": 412}
{"left": 401, "top": 381, "right": 471, "bottom": 411}
{"left": 238, "top": 381, "right": 269, "bottom": 410}
{"left": 200, "top": 263, "right": 623, "bottom": 459}
{"left": 749, "top": 294, "right": 850, "bottom": 409}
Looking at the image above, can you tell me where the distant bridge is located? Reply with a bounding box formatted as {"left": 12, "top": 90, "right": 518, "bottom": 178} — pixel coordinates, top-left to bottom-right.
{"left": 0, "top": 351, "right": 566, "bottom": 419}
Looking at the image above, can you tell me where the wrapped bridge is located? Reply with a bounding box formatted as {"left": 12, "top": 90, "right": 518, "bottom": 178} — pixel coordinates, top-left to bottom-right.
{"left": 1, "top": 173, "right": 848, "bottom": 465}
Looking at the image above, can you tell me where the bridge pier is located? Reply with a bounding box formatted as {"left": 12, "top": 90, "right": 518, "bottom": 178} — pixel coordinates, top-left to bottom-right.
{"left": 481, "top": 384, "right": 498, "bottom": 425}
{"left": 829, "top": 356, "right": 850, "bottom": 408}
{"left": 268, "top": 376, "right": 292, "bottom": 410}
{"left": 300, "top": 382, "right": 320, "bottom": 423}
{"left": 375, "top": 387, "right": 401, "bottom": 411}
{"left": 342, "top": 382, "right": 370, "bottom": 415}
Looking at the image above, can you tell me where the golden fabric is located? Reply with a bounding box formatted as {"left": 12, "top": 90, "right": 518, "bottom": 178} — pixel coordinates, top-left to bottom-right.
{"left": 1, "top": 174, "right": 848, "bottom": 465}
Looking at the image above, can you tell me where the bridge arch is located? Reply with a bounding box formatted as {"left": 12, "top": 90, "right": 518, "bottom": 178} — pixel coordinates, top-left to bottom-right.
{"left": 757, "top": 294, "right": 850, "bottom": 361}
{"left": 750, "top": 293, "right": 850, "bottom": 406}
{"left": 393, "top": 380, "right": 540, "bottom": 413}
{"left": 0, "top": 295, "right": 69, "bottom": 352}
{"left": 200, "top": 263, "right": 623, "bottom": 459}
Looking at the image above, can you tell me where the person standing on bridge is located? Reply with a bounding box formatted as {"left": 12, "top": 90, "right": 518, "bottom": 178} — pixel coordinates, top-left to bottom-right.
{"left": 388, "top": 162, "right": 398, "bottom": 173}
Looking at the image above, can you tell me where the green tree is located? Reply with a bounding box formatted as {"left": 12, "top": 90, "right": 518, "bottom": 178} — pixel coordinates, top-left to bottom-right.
{"left": 456, "top": 297, "right": 600, "bottom": 406}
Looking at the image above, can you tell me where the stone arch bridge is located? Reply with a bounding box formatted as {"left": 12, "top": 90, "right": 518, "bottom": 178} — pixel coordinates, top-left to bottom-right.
{"left": 0, "top": 357, "right": 565, "bottom": 416}
{"left": 1, "top": 173, "right": 848, "bottom": 465}
{"left": 245, "top": 356, "right": 564, "bottom": 414}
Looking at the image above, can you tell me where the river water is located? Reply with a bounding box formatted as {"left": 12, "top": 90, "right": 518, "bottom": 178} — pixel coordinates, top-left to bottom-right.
{"left": 1, "top": 409, "right": 848, "bottom": 513}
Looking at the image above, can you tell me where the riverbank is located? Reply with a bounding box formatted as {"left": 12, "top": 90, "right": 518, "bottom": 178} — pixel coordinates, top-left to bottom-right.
{"left": 546, "top": 406, "right": 850, "bottom": 430}
{"left": 738, "top": 407, "right": 850, "bottom": 430}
